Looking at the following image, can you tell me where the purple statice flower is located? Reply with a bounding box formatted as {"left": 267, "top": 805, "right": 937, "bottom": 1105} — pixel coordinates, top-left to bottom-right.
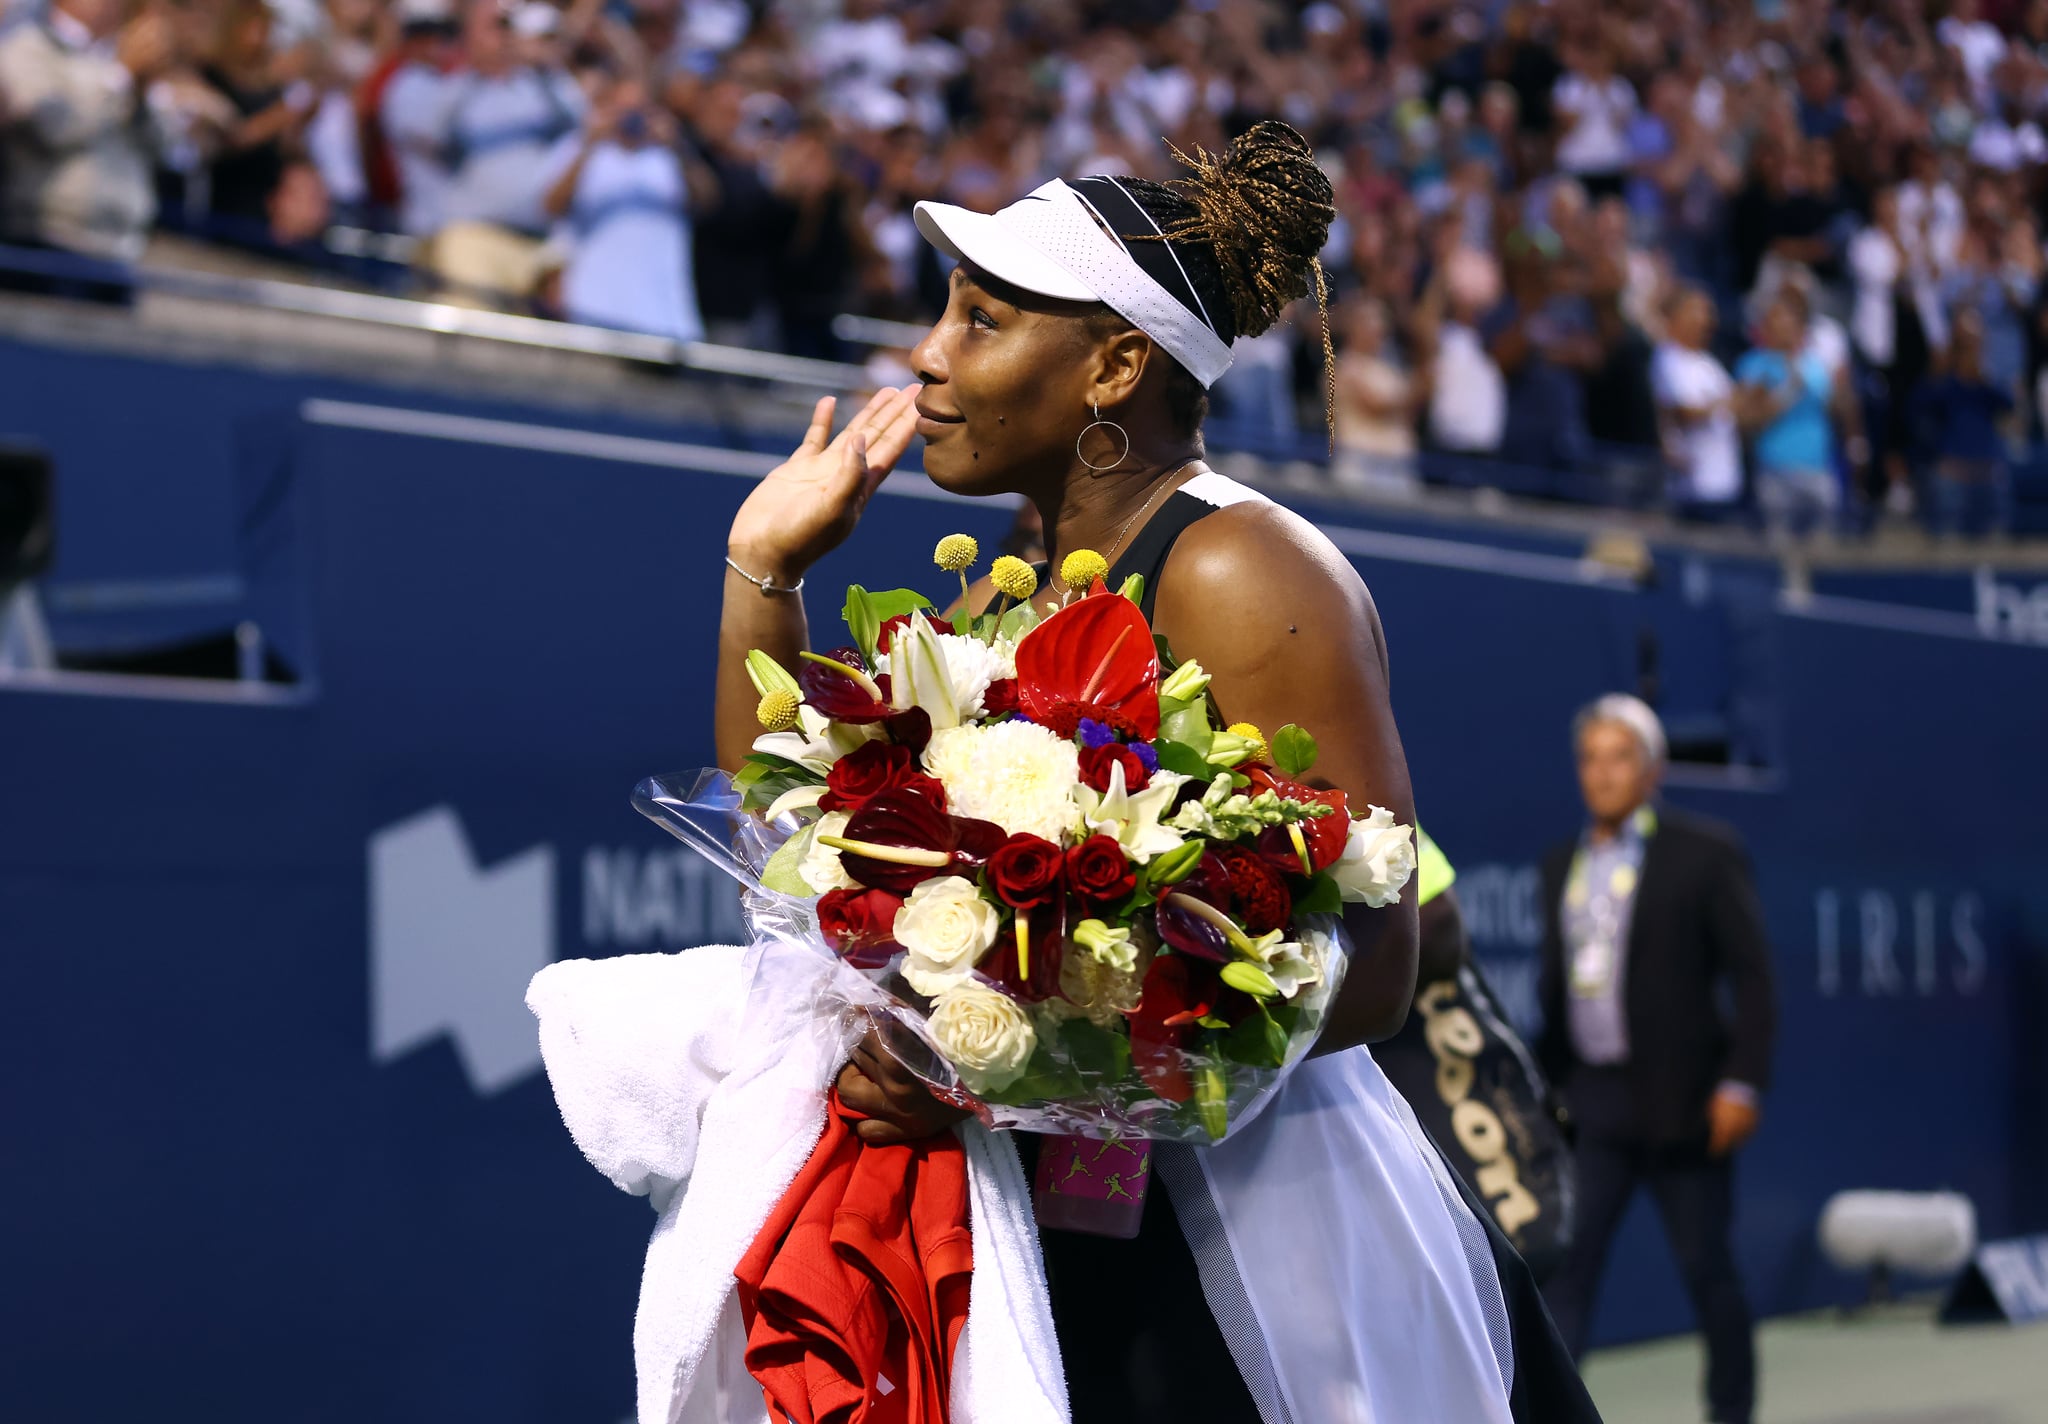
{"left": 1076, "top": 717, "right": 1118, "bottom": 749}
{"left": 1130, "top": 742, "right": 1160, "bottom": 774}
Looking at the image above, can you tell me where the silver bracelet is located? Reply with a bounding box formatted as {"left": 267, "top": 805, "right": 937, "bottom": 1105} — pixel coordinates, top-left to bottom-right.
{"left": 725, "top": 555, "right": 804, "bottom": 596}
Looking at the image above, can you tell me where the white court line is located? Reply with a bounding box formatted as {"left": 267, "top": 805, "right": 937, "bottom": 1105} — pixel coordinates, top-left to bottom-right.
{"left": 1318, "top": 523, "right": 1643, "bottom": 589}
{"left": 1776, "top": 589, "right": 2037, "bottom": 645}
{"left": 299, "top": 398, "right": 1013, "bottom": 507}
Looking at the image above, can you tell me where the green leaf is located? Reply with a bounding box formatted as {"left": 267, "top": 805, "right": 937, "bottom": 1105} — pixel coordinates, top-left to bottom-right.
{"left": 952, "top": 605, "right": 972, "bottom": 637}
{"left": 842, "top": 586, "right": 880, "bottom": 664}
{"left": 1152, "top": 739, "right": 1213, "bottom": 782}
{"left": 1153, "top": 633, "right": 1178, "bottom": 671}
{"left": 1272, "top": 723, "right": 1318, "bottom": 779}
{"left": 998, "top": 606, "right": 1033, "bottom": 642}
{"left": 864, "top": 588, "right": 934, "bottom": 622}
{"left": 1117, "top": 572, "right": 1145, "bottom": 605}
{"left": 759, "top": 832, "right": 813, "bottom": 895}
{"left": 741, "top": 769, "right": 815, "bottom": 814}
{"left": 1056, "top": 1017, "right": 1132, "bottom": 1083}
{"left": 1160, "top": 698, "right": 1215, "bottom": 752}
{"left": 977, "top": 1041, "right": 1084, "bottom": 1105}
{"left": 1220, "top": 1006, "right": 1290, "bottom": 1069}
{"left": 1291, "top": 872, "right": 1344, "bottom": 917}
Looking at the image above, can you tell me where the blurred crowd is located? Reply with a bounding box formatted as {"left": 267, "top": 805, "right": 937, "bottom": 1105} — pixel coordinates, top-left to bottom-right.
{"left": 4, "top": 0, "right": 2048, "bottom": 536}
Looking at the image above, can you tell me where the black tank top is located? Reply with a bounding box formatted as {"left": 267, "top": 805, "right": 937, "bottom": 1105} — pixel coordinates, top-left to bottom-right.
{"left": 1105, "top": 470, "right": 1264, "bottom": 625}
{"left": 1027, "top": 470, "right": 1270, "bottom": 1422}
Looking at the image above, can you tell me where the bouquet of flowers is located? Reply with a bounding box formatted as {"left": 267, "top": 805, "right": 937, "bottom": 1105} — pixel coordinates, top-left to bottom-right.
{"left": 645, "top": 535, "right": 1415, "bottom": 1144}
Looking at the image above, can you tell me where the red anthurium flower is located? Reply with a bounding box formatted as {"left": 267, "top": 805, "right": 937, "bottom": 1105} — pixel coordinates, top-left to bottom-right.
{"left": 978, "top": 906, "right": 1064, "bottom": 1001}
{"left": 831, "top": 787, "right": 1008, "bottom": 894}
{"left": 1127, "top": 955, "right": 1218, "bottom": 1103}
{"left": 1244, "top": 768, "right": 1350, "bottom": 874}
{"left": 820, "top": 741, "right": 946, "bottom": 814}
{"left": 1152, "top": 854, "right": 1237, "bottom": 962}
{"left": 799, "top": 646, "right": 896, "bottom": 723}
{"left": 816, "top": 887, "right": 905, "bottom": 969}
{"left": 985, "top": 833, "right": 1064, "bottom": 909}
{"left": 1014, "top": 591, "right": 1160, "bottom": 741}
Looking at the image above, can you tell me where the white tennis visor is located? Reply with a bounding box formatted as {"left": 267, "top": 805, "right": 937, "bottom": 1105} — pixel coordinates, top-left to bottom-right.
{"left": 913, "top": 177, "right": 1237, "bottom": 388}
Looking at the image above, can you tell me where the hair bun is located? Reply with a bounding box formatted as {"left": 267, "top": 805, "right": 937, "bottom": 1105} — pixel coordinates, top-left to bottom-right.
{"left": 1164, "top": 120, "right": 1336, "bottom": 340}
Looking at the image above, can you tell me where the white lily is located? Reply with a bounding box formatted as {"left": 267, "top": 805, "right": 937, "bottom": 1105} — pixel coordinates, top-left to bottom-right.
{"left": 763, "top": 783, "right": 828, "bottom": 824}
{"left": 1253, "top": 938, "right": 1323, "bottom": 998}
{"left": 752, "top": 704, "right": 882, "bottom": 776}
{"left": 887, "top": 615, "right": 963, "bottom": 729}
{"left": 1072, "top": 762, "right": 1188, "bottom": 864}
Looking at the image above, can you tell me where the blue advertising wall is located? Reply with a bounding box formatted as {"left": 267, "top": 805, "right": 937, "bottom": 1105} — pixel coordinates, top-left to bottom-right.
{"left": 2, "top": 338, "right": 2046, "bottom": 1423}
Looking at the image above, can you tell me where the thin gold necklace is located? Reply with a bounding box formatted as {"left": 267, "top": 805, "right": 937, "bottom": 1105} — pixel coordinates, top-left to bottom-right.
{"left": 1052, "top": 460, "right": 1200, "bottom": 594}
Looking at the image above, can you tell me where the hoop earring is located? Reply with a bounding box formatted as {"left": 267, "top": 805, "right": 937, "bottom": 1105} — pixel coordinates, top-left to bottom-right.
{"left": 1076, "top": 401, "right": 1130, "bottom": 474}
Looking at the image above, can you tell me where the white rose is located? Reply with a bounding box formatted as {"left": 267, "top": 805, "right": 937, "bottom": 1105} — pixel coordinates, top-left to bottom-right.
{"left": 894, "top": 875, "right": 1002, "bottom": 996}
{"left": 1330, "top": 806, "right": 1417, "bottom": 907}
{"left": 797, "top": 812, "right": 858, "bottom": 893}
{"left": 928, "top": 980, "right": 1037, "bottom": 1094}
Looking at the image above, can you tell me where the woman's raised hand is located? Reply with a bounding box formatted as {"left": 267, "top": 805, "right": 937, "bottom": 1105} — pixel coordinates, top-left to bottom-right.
{"left": 727, "top": 384, "right": 923, "bottom": 581}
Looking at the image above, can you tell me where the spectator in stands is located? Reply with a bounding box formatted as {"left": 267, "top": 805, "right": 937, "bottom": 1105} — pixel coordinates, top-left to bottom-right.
{"left": 0, "top": 0, "right": 175, "bottom": 264}
{"left": 1332, "top": 297, "right": 1420, "bottom": 497}
{"left": 1736, "top": 289, "right": 1859, "bottom": 543}
{"left": 198, "top": 0, "right": 327, "bottom": 245}
{"left": 1539, "top": 694, "right": 1775, "bottom": 1424}
{"left": 540, "top": 75, "right": 704, "bottom": 344}
{"left": 684, "top": 77, "right": 793, "bottom": 351}
{"left": 1551, "top": 38, "right": 1636, "bottom": 202}
{"left": 766, "top": 121, "right": 867, "bottom": 361}
{"left": 1654, "top": 285, "right": 1743, "bottom": 521}
{"left": 1486, "top": 231, "right": 1600, "bottom": 470}
{"left": 1425, "top": 245, "right": 1507, "bottom": 456}
{"left": 367, "top": 0, "right": 461, "bottom": 241}
{"left": 1849, "top": 185, "right": 1929, "bottom": 516}
{"left": 1914, "top": 308, "right": 2016, "bottom": 539}
{"left": 424, "top": 0, "right": 586, "bottom": 307}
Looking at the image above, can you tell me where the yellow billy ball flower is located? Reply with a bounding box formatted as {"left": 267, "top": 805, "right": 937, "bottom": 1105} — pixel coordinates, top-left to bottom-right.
{"left": 989, "top": 555, "right": 1039, "bottom": 601}
{"left": 756, "top": 689, "right": 800, "bottom": 731}
{"left": 1227, "top": 722, "right": 1268, "bottom": 762}
{"left": 1060, "top": 548, "right": 1109, "bottom": 591}
{"left": 934, "top": 533, "right": 979, "bottom": 572}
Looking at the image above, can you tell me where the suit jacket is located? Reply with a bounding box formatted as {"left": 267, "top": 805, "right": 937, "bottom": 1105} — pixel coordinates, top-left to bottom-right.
{"left": 1536, "top": 805, "right": 1776, "bottom": 1145}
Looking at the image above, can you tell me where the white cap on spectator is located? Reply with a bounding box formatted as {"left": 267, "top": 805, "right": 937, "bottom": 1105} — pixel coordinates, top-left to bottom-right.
{"left": 511, "top": 1, "right": 560, "bottom": 38}
{"left": 398, "top": 0, "right": 457, "bottom": 27}
{"left": 914, "top": 177, "right": 1237, "bottom": 386}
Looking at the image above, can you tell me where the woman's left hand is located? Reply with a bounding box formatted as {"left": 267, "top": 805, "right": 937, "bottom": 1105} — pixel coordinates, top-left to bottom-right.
{"left": 834, "top": 1027, "right": 973, "bottom": 1145}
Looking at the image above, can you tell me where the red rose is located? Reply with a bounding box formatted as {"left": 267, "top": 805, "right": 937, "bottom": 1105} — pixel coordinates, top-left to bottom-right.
{"left": 1213, "top": 844, "right": 1292, "bottom": 935}
{"left": 816, "top": 887, "right": 904, "bottom": 969}
{"left": 1065, "top": 834, "right": 1136, "bottom": 905}
{"left": 1078, "top": 743, "right": 1150, "bottom": 794}
{"left": 875, "top": 611, "right": 952, "bottom": 655}
{"left": 986, "top": 833, "right": 1064, "bottom": 909}
{"left": 820, "top": 740, "right": 946, "bottom": 814}
{"left": 982, "top": 679, "right": 1019, "bottom": 717}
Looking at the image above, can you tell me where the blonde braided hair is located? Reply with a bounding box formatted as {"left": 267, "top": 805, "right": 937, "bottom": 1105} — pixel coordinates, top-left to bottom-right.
{"left": 1121, "top": 121, "right": 1339, "bottom": 448}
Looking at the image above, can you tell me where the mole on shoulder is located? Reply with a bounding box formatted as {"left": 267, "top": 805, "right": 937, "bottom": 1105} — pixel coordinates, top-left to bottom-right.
{"left": 1289, "top": 624, "right": 1298, "bottom": 634}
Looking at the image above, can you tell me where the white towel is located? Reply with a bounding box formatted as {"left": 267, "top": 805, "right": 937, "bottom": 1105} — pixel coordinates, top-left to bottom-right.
{"left": 528, "top": 941, "right": 1069, "bottom": 1424}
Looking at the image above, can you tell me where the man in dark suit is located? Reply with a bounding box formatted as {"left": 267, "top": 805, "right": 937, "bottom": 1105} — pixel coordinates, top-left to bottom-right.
{"left": 1537, "top": 695, "right": 1776, "bottom": 1424}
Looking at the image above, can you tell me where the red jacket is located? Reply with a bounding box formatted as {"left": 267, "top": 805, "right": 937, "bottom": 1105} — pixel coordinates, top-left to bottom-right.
{"left": 735, "top": 1091, "right": 971, "bottom": 1424}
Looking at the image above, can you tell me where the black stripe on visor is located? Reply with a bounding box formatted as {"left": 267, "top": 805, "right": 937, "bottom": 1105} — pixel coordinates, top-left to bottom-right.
{"left": 1065, "top": 176, "right": 1236, "bottom": 346}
